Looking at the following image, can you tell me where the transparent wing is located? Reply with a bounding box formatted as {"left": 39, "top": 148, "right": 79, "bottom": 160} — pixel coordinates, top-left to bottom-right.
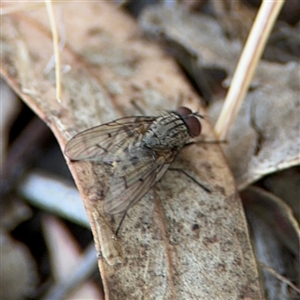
{"left": 64, "top": 116, "right": 155, "bottom": 161}
{"left": 104, "top": 147, "right": 175, "bottom": 214}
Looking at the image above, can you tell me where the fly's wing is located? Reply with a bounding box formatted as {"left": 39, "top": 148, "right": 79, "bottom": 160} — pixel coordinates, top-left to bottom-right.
{"left": 64, "top": 116, "right": 155, "bottom": 161}
{"left": 104, "top": 146, "right": 176, "bottom": 214}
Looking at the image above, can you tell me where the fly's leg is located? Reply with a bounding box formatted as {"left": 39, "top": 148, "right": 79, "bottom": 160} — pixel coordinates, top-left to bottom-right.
{"left": 168, "top": 167, "right": 211, "bottom": 193}
{"left": 114, "top": 211, "right": 128, "bottom": 237}
{"left": 184, "top": 140, "right": 227, "bottom": 148}
{"left": 169, "top": 140, "right": 225, "bottom": 192}
{"left": 130, "top": 99, "right": 146, "bottom": 115}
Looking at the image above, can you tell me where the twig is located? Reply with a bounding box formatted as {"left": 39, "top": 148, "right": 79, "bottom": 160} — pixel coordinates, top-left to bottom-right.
{"left": 45, "top": 0, "right": 62, "bottom": 102}
{"left": 215, "top": 1, "right": 285, "bottom": 140}
{"left": 260, "top": 261, "right": 300, "bottom": 294}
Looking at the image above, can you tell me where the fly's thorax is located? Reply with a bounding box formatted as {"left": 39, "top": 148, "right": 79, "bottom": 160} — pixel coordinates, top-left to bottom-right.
{"left": 142, "top": 111, "right": 191, "bottom": 150}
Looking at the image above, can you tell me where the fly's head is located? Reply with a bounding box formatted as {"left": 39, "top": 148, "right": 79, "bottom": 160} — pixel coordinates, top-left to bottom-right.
{"left": 175, "top": 106, "right": 202, "bottom": 138}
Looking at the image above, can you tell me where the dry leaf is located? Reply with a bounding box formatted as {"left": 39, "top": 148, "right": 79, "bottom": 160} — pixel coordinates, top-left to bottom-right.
{"left": 264, "top": 167, "right": 300, "bottom": 222}
{"left": 140, "top": 5, "right": 242, "bottom": 84}
{"left": 1, "top": 2, "right": 262, "bottom": 299}
{"left": 241, "top": 186, "right": 299, "bottom": 256}
{"left": 0, "top": 79, "right": 21, "bottom": 163}
{"left": 242, "top": 186, "right": 300, "bottom": 299}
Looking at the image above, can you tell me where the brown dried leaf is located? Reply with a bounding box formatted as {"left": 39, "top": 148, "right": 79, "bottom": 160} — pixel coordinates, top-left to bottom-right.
{"left": 241, "top": 186, "right": 300, "bottom": 299}
{"left": 140, "top": 6, "right": 242, "bottom": 84}
{"left": 242, "top": 186, "right": 299, "bottom": 256}
{"left": 264, "top": 167, "right": 300, "bottom": 222}
{"left": 0, "top": 79, "right": 21, "bottom": 161}
{"left": 1, "top": 2, "right": 262, "bottom": 299}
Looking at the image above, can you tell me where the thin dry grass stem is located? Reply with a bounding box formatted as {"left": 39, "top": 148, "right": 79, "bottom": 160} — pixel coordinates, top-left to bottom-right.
{"left": 13, "top": 27, "right": 34, "bottom": 93}
{"left": 0, "top": 2, "right": 44, "bottom": 15}
{"left": 260, "top": 262, "right": 300, "bottom": 294}
{"left": 45, "top": 0, "right": 62, "bottom": 102}
{"left": 215, "top": 1, "right": 285, "bottom": 140}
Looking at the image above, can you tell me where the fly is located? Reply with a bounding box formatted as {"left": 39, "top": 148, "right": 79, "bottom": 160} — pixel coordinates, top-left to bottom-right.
{"left": 65, "top": 106, "right": 209, "bottom": 234}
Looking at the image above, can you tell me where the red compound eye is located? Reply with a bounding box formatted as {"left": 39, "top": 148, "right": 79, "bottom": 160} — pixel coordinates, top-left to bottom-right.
{"left": 185, "top": 115, "right": 201, "bottom": 137}
{"left": 177, "top": 106, "right": 192, "bottom": 116}
{"left": 176, "top": 106, "right": 201, "bottom": 137}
